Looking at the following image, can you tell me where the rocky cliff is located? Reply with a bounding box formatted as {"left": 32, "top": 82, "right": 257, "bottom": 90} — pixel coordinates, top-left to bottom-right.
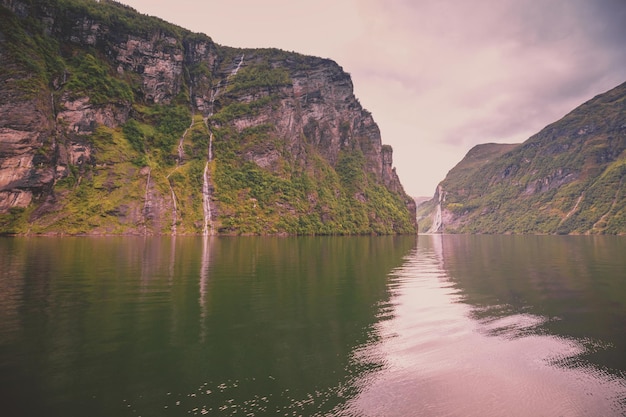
{"left": 0, "top": 0, "right": 416, "bottom": 235}
{"left": 418, "top": 81, "right": 626, "bottom": 234}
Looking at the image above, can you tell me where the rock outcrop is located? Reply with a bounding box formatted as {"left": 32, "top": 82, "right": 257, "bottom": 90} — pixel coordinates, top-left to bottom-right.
{"left": 0, "top": 0, "right": 416, "bottom": 235}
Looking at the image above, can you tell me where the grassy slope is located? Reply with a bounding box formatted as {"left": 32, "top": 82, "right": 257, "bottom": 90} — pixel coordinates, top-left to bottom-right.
{"left": 419, "top": 82, "right": 626, "bottom": 234}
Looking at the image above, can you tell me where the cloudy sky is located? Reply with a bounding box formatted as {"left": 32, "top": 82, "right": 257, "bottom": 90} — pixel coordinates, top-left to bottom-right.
{"left": 118, "top": 0, "right": 626, "bottom": 197}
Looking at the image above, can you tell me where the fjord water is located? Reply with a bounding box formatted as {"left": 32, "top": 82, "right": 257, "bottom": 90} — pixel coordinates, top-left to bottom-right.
{"left": 0, "top": 236, "right": 625, "bottom": 416}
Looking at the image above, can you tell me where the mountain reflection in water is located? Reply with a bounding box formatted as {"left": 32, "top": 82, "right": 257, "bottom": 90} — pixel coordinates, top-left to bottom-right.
{"left": 0, "top": 235, "right": 625, "bottom": 416}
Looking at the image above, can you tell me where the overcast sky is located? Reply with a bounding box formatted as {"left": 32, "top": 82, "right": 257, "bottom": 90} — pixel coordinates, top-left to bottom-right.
{"left": 118, "top": 0, "right": 626, "bottom": 197}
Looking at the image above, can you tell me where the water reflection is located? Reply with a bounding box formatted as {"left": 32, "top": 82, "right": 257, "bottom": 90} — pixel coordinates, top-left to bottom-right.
{"left": 348, "top": 235, "right": 626, "bottom": 417}
{"left": 440, "top": 235, "right": 626, "bottom": 373}
{"left": 0, "top": 236, "right": 414, "bottom": 417}
{"left": 189, "top": 237, "right": 414, "bottom": 415}
{"left": 199, "top": 235, "right": 214, "bottom": 342}
{"left": 3, "top": 235, "right": 625, "bottom": 416}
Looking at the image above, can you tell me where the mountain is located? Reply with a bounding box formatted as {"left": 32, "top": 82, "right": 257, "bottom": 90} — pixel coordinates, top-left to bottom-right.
{"left": 0, "top": 0, "right": 416, "bottom": 235}
{"left": 418, "top": 81, "right": 626, "bottom": 234}
{"left": 413, "top": 196, "right": 431, "bottom": 208}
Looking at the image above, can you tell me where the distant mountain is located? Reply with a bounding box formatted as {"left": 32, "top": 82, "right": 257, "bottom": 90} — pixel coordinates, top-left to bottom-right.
{"left": 419, "top": 81, "right": 626, "bottom": 234}
{"left": 0, "top": 0, "right": 416, "bottom": 235}
{"left": 413, "top": 196, "right": 431, "bottom": 208}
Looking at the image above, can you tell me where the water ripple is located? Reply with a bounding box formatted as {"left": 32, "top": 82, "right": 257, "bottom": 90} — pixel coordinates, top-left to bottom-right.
{"left": 344, "top": 237, "right": 626, "bottom": 417}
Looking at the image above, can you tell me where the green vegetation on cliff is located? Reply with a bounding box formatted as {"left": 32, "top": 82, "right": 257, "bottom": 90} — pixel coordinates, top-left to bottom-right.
{"left": 209, "top": 96, "right": 414, "bottom": 235}
{"left": 0, "top": 0, "right": 416, "bottom": 235}
{"left": 419, "top": 82, "right": 626, "bottom": 235}
{"left": 212, "top": 140, "right": 414, "bottom": 235}
{"left": 66, "top": 53, "right": 133, "bottom": 103}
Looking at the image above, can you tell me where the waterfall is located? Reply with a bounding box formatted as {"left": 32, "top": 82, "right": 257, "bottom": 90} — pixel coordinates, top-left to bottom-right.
{"left": 202, "top": 162, "right": 213, "bottom": 236}
{"left": 176, "top": 85, "right": 195, "bottom": 165}
{"left": 205, "top": 54, "right": 244, "bottom": 117}
{"left": 199, "top": 117, "right": 215, "bottom": 237}
{"left": 143, "top": 168, "right": 152, "bottom": 235}
{"left": 208, "top": 82, "right": 220, "bottom": 117}
{"left": 231, "top": 54, "right": 244, "bottom": 77}
{"left": 208, "top": 131, "right": 213, "bottom": 161}
{"left": 431, "top": 185, "right": 444, "bottom": 233}
{"left": 198, "top": 55, "right": 244, "bottom": 236}
{"left": 169, "top": 182, "right": 178, "bottom": 235}
{"left": 177, "top": 127, "right": 189, "bottom": 165}
{"left": 432, "top": 203, "right": 443, "bottom": 234}
{"left": 170, "top": 83, "right": 197, "bottom": 234}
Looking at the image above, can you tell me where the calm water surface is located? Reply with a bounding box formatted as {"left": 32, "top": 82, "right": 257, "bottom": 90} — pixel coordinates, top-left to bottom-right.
{"left": 0, "top": 235, "right": 625, "bottom": 416}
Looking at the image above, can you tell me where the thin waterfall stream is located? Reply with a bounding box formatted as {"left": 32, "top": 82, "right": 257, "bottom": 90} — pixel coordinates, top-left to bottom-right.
{"left": 202, "top": 161, "right": 212, "bottom": 236}
{"left": 201, "top": 54, "right": 245, "bottom": 236}
{"left": 431, "top": 186, "right": 443, "bottom": 233}
{"left": 168, "top": 86, "right": 196, "bottom": 234}
{"left": 169, "top": 185, "right": 178, "bottom": 235}
{"left": 432, "top": 203, "right": 442, "bottom": 233}
{"left": 177, "top": 85, "right": 194, "bottom": 165}
{"left": 143, "top": 167, "right": 152, "bottom": 235}
{"left": 201, "top": 117, "right": 214, "bottom": 236}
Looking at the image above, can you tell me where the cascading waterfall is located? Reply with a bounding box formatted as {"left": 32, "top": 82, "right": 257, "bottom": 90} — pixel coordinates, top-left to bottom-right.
{"left": 169, "top": 183, "right": 178, "bottom": 235}
{"left": 202, "top": 162, "right": 213, "bottom": 236}
{"left": 205, "top": 54, "right": 244, "bottom": 116}
{"left": 231, "top": 54, "right": 245, "bottom": 77}
{"left": 208, "top": 130, "right": 213, "bottom": 161}
{"left": 143, "top": 168, "right": 152, "bottom": 235}
{"left": 176, "top": 85, "right": 195, "bottom": 165}
{"left": 432, "top": 203, "right": 443, "bottom": 233}
{"left": 200, "top": 116, "right": 215, "bottom": 237}
{"left": 208, "top": 82, "right": 220, "bottom": 116}
{"left": 169, "top": 83, "right": 198, "bottom": 234}
{"left": 559, "top": 192, "right": 584, "bottom": 228}
{"left": 177, "top": 126, "right": 190, "bottom": 165}
{"left": 169, "top": 126, "right": 189, "bottom": 234}
{"left": 164, "top": 168, "right": 180, "bottom": 235}
{"left": 431, "top": 185, "right": 444, "bottom": 233}
{"left": 200, "top": 54, "right": 245, "bottom": 236}
{"left": 167, "top": 129, "right": 183, "bottom": 236}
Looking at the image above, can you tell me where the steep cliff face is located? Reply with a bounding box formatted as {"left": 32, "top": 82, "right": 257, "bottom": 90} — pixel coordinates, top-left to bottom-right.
{"left": 418, "top": 82, "right": 626, "bottom": 234}
{"left": 197, "top": 48, "right": 415, "bottom": 235}
{"left": 0, "top": 0, "right": 416, "bottom": 235}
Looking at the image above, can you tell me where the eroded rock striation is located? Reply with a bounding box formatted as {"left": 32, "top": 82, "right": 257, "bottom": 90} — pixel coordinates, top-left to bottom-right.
{"left": 0, "top": 0, "right": 416, "bottom": 235}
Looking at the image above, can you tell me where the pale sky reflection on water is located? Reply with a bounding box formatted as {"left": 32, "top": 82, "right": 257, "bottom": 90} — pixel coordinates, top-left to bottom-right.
{"left": 345, "top": 235, "right": 626, "bottom": 417}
